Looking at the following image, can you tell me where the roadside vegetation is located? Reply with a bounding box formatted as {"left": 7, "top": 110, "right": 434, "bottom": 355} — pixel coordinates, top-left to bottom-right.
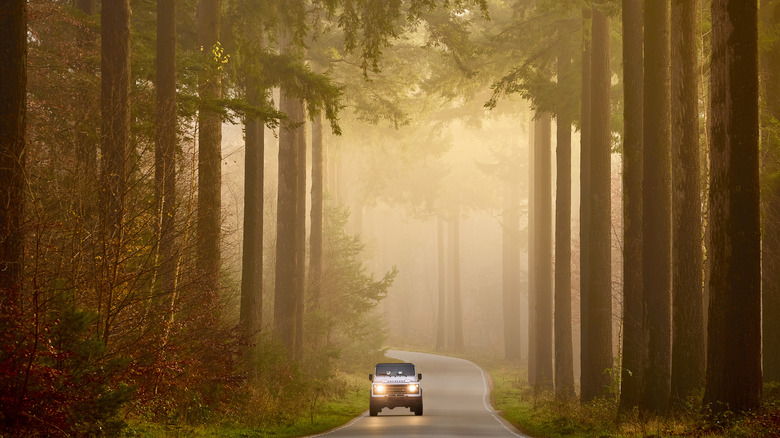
{"left": 487, "top": 362, "right": 780, "bottom": 438}
{"left": 125, "top": 371, "right": 369, "bottom": 438}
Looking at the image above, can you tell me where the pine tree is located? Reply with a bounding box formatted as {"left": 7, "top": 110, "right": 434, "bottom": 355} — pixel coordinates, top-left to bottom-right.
{"left": 534, "top": 111, "right": 554, "bottom": 391}
{"left": 703, "top": 0, "right": 762, "bottom": 414}
{"left": 99, "top": 0, "right": 131, "bottom": 347}
{"left": 583, "top": 0, "right": 612, "bottom": 402}
{"left": 670, "top": 0, "right": 705, "bottom": 407}
{"left": 554, "top": 18, "right": 575, "bottom": 400}
{"left": 155, "top": 0, "right": 178, "bottom": 320}
{"left": 641, "top": 0, "right": 672, "bottom": 414}
{"left": 619, "top": 0, "right": 645, "bottom": 412}
{"left": 196, "top": 0, "right": 223, "bottom": 296}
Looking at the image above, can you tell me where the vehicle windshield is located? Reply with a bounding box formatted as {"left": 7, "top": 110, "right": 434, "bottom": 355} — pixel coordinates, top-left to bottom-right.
{"left": 375, "top": 363, "right": 415, "bottom": 377}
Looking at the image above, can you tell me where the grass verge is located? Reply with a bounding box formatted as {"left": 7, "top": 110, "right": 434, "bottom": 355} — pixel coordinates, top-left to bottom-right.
{"left": 124, "top": 372, "right": 367, "bottom": 438}
{"left": 484, "top": 360, "right": 780, "bottom": 438}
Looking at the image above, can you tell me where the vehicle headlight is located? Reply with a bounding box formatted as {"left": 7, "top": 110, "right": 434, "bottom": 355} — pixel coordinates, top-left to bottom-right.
{"left": 374, "top": 384, "right": 385, "bottom": 394}
{"left": 407, "top": 384, "right": 419, "bottom": 393}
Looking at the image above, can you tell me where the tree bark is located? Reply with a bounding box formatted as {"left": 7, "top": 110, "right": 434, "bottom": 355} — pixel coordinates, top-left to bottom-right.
{"left": 528, "top": 113, "right": 537, "bottom": 385}
{"left": 534, "top": 112, "right": 553, "bottom": 391}
{"left": 619, "top": 0, "right": 645, "bottom": 413}
{"left": 99, "top": 0, "right": 131, "bottom": 347}
{"left": 579, "top": 3, "right": 592, "bottom": 400}
{"left": 240, "top": 59, "right": 264, "bottom": 345}
{"left": 156, "top": 0, "right": 178, "bottom": 317}
{"left": 504, "top": 180, "right": 522, "bottom": 362}
{"left": 196, "top": 0, "right": 223, "bottom": 296}
{"left": 555, "top": 24, "right": 575, "bottom": 399}
{"left": 583, "top": 1, "right": 612, "bottom": 402}
{"left": 0, "top": 0, "right": 26, "bottom": 305}
{"left": 670, "top": 0, "right": 705, "bottom": 408}
{"left": 641, "top": 0, "right": 672, "bottom": 415}
{"left": 703, "top": 0, "right": 762, "bottom": 413}
{"left": 274, "top": 41, "right": 301, "bottom": 356}
{"left": 760, "top": 0, "right": 780, "bottom": 385}
{"left": 294, "top": 101, "right": 306, "bottom": 362}
{"left": 309, "top": 113, "right": 323, "bottom": 308}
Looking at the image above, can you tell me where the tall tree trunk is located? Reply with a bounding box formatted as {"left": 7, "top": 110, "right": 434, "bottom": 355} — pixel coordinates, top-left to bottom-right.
{"left": 309, "top": 113, "right": 323, "bottom": 308}
{"left": 196, "top": 0, "right": 222, "bottom": 296}
{"left": 583, "top": 1, "right": 612, "bottom": 402}
{"left": 0, "top": 3, "right": 25, "bottom": 426}
{"left": 449, "top": 212, "right": 464, "bottom": 351}
{"left": 275, "top": 89, "right": 300, "bottom": 357}
{"left": 528, "top": 114, "right": 537, "bottom": 384}
{"left": 436, "top": 215, "right": 446, "bottom": 351}
{"left": 294, "top": 102, "right": 306, "bottom": 361}
{"left": 670, "top": 0, "right": 704, "bottom": 408}
{"left": 74, "top": 0, "right": 97, "bottom": 213}
{"left": 534, "top": 112, "right": 553, "bottom": 391}
{"left": 0, "top": 0, "right": 26, "bottom": 307}
{"left": 504, "top": 180, "right": 522, "bottom": 361}
{"left": 555, "top": 24, "right": 575, "bottom": 399}
{"left": 760, "top": 0, "right": 780, "bottom": 385}
{"left": 99, "top": 0, "right": 131, "bottom": 347}
{"left": 703, "top": 0, "right": 762, "bottom": 413}
{"left": 156, "top": 0, "right": 178, "bottom": 320}
{"left": 619, "top": 0, "right": 645, "bottom": 412}
{"left": 579, "top": 3, "right": 592, "bottom": 399}
{"left": 240, "top": 62, "right": 264, "bottom": 345}
{"left": 641, "top": 0, "right": 672, "bottom": 415}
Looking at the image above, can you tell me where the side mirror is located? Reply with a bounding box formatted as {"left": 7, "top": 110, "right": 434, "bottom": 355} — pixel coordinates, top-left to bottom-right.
{"left": 369, "top": 374, "right": 373, "bottom": 382}
{"left": 418, "top": 373, "right": 422, "bottom": 381}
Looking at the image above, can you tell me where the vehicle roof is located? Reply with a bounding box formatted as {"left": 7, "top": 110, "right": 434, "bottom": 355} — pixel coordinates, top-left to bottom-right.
{"left": 375, "top": 362, "right": 414, "bottom": 366}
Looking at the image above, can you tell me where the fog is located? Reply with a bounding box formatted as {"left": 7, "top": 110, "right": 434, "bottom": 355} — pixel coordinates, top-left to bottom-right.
{"left": 218, "top": 90, "right": 623, "bottom": 380}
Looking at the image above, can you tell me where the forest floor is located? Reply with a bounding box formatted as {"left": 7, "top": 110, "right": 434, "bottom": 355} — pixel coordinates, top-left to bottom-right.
{"left": 487, "top": 361, "right": 780, "bottom": 438}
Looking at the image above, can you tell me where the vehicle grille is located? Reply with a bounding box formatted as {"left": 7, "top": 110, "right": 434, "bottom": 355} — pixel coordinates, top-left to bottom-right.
{"left": 385, "top": 384, "right": 412, "bottom": 396}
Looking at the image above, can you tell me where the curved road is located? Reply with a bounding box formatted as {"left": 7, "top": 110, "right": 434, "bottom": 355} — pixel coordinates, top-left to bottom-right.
{"left": 309, "top": 350, "right": 530, "bottom": 437}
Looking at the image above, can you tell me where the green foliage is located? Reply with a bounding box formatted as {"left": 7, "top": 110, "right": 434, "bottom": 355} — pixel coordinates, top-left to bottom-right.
{"left": 0, "top": 298, "right": 134, "bottom": 436}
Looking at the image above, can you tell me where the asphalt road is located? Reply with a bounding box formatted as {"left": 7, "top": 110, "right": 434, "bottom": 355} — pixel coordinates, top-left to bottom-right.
{"left": 308, "top": 350, "right": 530, "bottom": 438}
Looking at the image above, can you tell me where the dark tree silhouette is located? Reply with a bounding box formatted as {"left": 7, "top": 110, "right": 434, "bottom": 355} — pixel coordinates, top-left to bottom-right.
{"left": 641, "top": 0, "right": 672, "bottom": 415}
{"left": 583, "top": 1, "right": 612, "bottom": 402}
{"left": 533, "top": 112, "right": 553, "bottom": 391}
{"left": 703, "top": 0, "right": 762, "bottom": 414}
{"left": 275, "top": 83, "right": 301, "bottom": 358}
{"left": 579, "top": 3, "right": 592, "bottom": 399}
{"left": 670, "top": 0, "right": 705, "bottom": 407}
{"left": 554, "top": 24, "right": 575, "bottom": 396}
{"left": 196, "top": 0, "right": 223, "bottom": 295}
{"left": 240, "top": 49, "right": 264, "bottom": 344}
{"left": 619, "top": 0, "right": 644, "bottom": 413}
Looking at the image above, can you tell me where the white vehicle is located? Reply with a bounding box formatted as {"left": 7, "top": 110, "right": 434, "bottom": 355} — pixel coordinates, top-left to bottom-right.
{"left": 369, "top": 362, "right": 423, "bottom": 416}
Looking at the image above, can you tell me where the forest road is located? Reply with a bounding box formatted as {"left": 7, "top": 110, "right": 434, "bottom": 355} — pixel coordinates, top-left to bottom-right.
{"left": 306, "top": 350, "right": 531, "bottom": 438}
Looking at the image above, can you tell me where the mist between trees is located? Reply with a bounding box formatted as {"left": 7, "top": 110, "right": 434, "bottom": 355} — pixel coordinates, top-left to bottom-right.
{"left": 1, "top": 0, "right": 778, "bottom": 436}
